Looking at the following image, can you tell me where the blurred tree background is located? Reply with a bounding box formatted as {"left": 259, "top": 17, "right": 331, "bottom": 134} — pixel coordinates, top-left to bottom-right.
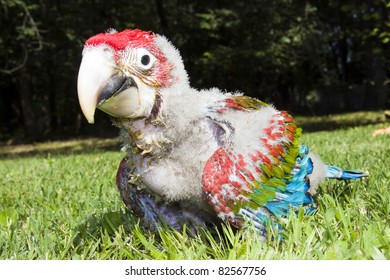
{"left": 0, "top": 0, "right": 389, "bottom": 141}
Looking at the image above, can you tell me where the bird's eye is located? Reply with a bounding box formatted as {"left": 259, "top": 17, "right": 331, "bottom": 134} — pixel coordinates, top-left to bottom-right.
{"left": 136, "top": 48, "right": 156, "bottom": 70}
{"left": 141, "top": 55, "right": 150, "bottom": 66}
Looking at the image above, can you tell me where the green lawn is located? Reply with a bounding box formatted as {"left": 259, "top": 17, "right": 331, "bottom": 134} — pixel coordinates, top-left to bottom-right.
{"left": 0, "top": 112, "right": 389, "bottom": 259}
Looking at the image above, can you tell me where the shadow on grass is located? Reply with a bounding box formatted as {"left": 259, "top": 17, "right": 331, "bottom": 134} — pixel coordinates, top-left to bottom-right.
{"left": 72, "top": 208, "right": 227, "bottom": 259}
{"left": 73, "top": 209, "right": 139, "bottom": 247}
{"left": 0, "top": 137, "right": 120, "bottom": 159}
{"left": 295, "top": 111, "right": 387, "bottom": 133}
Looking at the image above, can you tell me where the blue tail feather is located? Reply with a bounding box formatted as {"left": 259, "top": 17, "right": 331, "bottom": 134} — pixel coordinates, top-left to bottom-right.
{"left": 254, "top": 145, "right": 367, "bottom": 238}
{"left": 326, "top": 165, "right": 369, "bottom": 180}
{"left": 239, "top": 144, "right": 369, "bottom": 241}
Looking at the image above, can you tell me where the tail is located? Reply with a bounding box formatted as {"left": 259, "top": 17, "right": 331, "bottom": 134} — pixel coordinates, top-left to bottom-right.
{"left": 326, "top": 165, "right": 369, "bottom": 180}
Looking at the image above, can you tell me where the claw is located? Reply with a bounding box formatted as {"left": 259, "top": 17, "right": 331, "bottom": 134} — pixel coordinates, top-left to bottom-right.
{"left": 141, "top": 146, "right": 153, "bottom": 155}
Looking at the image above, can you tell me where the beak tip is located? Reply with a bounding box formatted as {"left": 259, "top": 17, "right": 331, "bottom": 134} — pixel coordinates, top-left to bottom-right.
{"left": 78, "top": 100, "right": 96, "bottom": 124}
{"left": 85, "top": 113, "right": 95, "bottom": 124}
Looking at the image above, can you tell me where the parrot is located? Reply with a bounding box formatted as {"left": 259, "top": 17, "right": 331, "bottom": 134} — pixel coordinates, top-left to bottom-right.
{"left": 77, "top": 29, "right": 368, "bottom": 238}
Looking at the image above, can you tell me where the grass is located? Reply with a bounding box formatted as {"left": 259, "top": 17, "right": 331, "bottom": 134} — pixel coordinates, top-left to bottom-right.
{"left": 0, "top": 111, "right": 389, "bottom": 260}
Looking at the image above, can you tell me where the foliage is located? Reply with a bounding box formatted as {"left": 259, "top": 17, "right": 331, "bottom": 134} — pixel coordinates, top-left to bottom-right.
{"left": 0, "top": 113, "right": 389, "bottom": 259}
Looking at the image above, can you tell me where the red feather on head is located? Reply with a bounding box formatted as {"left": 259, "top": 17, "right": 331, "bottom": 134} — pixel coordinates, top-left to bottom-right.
{"left": 86, "top": 29, "right": 155, "bottom": 51}
{"left": 85, "top": 29, "right": 166, "bottom": 62}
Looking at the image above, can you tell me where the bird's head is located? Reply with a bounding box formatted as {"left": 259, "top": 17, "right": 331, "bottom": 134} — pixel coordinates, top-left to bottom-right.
{"left": 77, "top": 29, "right": 188, "bottom": 124}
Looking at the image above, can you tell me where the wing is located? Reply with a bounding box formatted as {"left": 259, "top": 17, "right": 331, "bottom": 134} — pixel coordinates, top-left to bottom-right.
{"left": 202, "top": 96, "right": 315, "bottom": 233}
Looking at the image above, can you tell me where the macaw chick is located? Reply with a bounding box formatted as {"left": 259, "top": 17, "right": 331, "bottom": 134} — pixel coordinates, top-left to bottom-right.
{"left": 77, "top": 29, "right": 367, "bottom": 238}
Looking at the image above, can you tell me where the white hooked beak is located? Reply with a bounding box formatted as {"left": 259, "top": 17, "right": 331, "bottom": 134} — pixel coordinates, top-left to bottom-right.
{"left": 77, "top": 46, "right": 141, "bottom": 124}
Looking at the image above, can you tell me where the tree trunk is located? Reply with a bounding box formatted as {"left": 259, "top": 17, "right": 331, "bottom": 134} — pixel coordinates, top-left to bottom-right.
{"left": 155, "top": 0, "right": 169, "bottom": 29}
{"left": 363, "top": 49, "right": 389, "bottom": 110}
{"left": 18, "top": 66, "right": 38, "bottom": 140}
